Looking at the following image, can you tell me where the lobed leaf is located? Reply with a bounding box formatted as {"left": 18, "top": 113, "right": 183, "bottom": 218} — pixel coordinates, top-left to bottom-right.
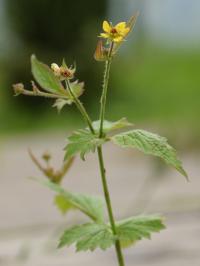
{"left": 111, "top": 129, "right": 188, "bottom": 178}
{"left": 58, "top": 223, "right": 115, "bottom": 251}
{"left": 31, "top": 54, "right": 66, "bottom": 94}
{"left": 65, "top": 129, "right": 105, "bottom": 160}
{"left": 116, "top": 215, "right": 166, "bottom": 248}
{"left": 32, "top": 178, "right": 105, "bottom": 222}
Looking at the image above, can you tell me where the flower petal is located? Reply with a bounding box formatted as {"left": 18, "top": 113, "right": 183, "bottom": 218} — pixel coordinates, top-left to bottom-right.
{"left": 103, "top": 20, "right": 111, "bottom": 33}
{"left": 121, "top": 27, "right": 130, "bottom": 37}
{"left": 113, "top": 36, "right": 123, "bottom": 43}
{"left": 100, "top": 33, "right": 110, "bottom": 39}
{"left": 115, "top": 22, "right": 126, "bottom": 32}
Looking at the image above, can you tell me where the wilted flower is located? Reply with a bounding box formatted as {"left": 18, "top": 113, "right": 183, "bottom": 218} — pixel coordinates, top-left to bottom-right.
{"left": 100, "top": 21, "right": 130, "bottom": 43}
{"left": 60, "top": 66, "right": 75, "bottom": 79}
{"left": 51, "top": 61, "right": 76, "bottom": 80}
{"left": 94, "top": 40, "right": 109, "bottom": 61}
{"left": 42, "top": 151, "right": 51, "bottom": 162}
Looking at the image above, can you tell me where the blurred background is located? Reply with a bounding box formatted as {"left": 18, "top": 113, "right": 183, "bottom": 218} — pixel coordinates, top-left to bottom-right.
{"left": 0, "top": 0, "right": 200, "bottom": 265}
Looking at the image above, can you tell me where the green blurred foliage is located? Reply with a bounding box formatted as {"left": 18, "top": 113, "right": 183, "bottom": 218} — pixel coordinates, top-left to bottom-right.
{"left": 109, "top": 43, "right": 200, "bottom": 147}
{"left": 1, "top": 0, "right": 106, "bottom": 134}
{"left": 5, "top": 0, "right": 104, "bottom": 51}
{"left": 0, "top": 1, "right": 199, "bottom": 149}
{"left": 111, "top": 45, "right": 200, "bottom": 123}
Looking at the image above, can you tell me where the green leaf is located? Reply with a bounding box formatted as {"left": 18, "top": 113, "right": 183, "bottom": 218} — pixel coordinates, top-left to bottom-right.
{"left": 31, "top": 54, "right": 65, "bottom": 94}
{"left": 58, "top": 223, "right": 115, "bottom": 251}
{"left": 70, "top": 80, "right": 84, "bottom": 98}
{"left": 92, "top": 118, "right": 133, "bottom": 134}
{"left": 54, "top": 194, "right": 75, "bottom": 214}
{"left": 111, "top": 129, "right": 188, "bottom": 178}
{"left": 65, "top": 129, "right": 105, "bottom": 160}
{"left": 116, "top": 215, "right": 166, "bottom": 248}
{"left": 70, "top": 193, "right": 105, "bottom": 223}
{"left": 32, "top": 178, "right": 105, "bottom": 222}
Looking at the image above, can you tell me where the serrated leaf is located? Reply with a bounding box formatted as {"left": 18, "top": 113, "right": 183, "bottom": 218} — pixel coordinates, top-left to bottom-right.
{"left": 111, "top": 129, "right": 188, "bottom": 178}
{"left": 92, "top": 118, "right": 133, "bottom": 134}
{"left": 65, "top": 129, "right": 105, "bottom": 160}
{"left": 31, "top": 54, "right": 66, "bottom": 94}
{"left": 58, "top": 223, "right": 115, "bottom": 251}
{"left": 32, "top": 178, "right": 104, "bottom": 222}
{"left": 116, "top": 215, "right": 165, "bottom": 248}
{"left": 54, "top": 194, "right": 75, "bottom": 214}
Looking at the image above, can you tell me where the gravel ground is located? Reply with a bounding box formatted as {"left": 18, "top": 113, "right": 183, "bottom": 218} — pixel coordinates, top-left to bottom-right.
{"left": 0, "top": 133, "right": 200, "bottom": 266}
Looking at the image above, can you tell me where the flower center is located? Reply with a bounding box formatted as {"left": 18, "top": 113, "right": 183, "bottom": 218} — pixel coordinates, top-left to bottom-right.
{"left": 110, "top": 28, "right": 117, "bottom": 34}
{"left": 60, "top": 68, "right": 73, "bottom": 78}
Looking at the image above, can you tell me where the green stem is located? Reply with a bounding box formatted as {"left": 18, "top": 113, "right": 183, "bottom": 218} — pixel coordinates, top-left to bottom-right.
{"left": 20, "top": 89, "right": 67, "bottom": 99}
{"left": 65, "top": 43, "right": 125, "bottom": 265}
{"left": 65, "top": 80, "right": 95, "bottom": 134}
{"left": 99, "top": 42, "right": 114, "bottom": 138}
{"left": 98, "top": 42, "right": 125, "bottom": 266}
{"left": 97, "top": 146, "right": 125, "bottom": 266}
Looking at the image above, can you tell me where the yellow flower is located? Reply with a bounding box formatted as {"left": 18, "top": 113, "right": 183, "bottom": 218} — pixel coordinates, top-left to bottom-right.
{"left": 100, "top": 21, "right": 130, "bottom": 43}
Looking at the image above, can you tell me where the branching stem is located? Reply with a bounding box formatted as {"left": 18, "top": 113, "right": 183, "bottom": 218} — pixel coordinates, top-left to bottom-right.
{"left": 18, "top": 89, "right": 67, "bottom": 99}
{"left": 66, "top": 41, "right": 125, "bottom": 266}
{"left": 65, "top": 80, "right": 95, "bottom": 134}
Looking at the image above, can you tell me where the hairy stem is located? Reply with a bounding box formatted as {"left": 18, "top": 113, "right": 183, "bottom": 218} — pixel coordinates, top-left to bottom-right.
{"left": 97, "top": 146, "right": 125, "bottom": 266}
{"left": 98, "top": 42, "right": 125, "bottom": 266}
{"left": 65, "top": 42, "right": 125, "bottom": 265}
{"left": 99, "top": 41, "right": 114, "bottom": 138}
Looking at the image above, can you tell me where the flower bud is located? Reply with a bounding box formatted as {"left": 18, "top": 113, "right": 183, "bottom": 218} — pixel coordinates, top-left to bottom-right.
{"left": 42, "top": 151, "right": 51, "bottom": 162}
{"left": 51, "top": 63, "right": 61, "bottom": 77}
{"left": 13, "top": 83, "right": 24, "bottom": 95}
